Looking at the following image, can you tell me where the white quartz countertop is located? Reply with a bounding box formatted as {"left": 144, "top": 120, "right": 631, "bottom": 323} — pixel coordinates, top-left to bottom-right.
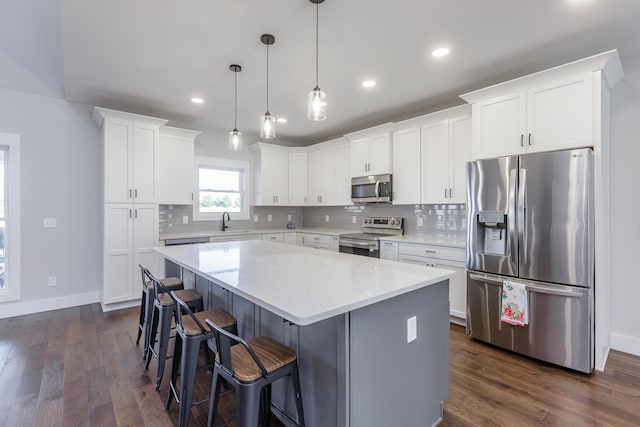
{"left": 379, "top": 234, "right": 466, "bottom": 248}
{"left": 159, "top": 227, "right": 356, "bottom": 241}
{"left": 155, "top": 240, "right": 454, "bottom": 326}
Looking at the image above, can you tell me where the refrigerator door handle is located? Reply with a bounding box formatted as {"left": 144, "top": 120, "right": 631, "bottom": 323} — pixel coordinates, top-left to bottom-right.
{"left": 508, "top": 168, "right": 518, "bottom": 266}
{"left": 518, "top": 168, "right": 527, "bottom": 264}
{"left": 468, "top": 273, "right": 585, "bottom": 298}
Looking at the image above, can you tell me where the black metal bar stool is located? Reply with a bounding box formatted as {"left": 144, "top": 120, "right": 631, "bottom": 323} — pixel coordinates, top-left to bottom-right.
{"left": 205, "top": 319, "right": 306, "bottom": 427}
{"left": 166, "top": 292, "right": 238, "bottom": 427}
{"left": 144, "top": 268, "right": 205, "bottom": 392}
{"left": 136, "top": 264, "right": 184, "bottom": 359}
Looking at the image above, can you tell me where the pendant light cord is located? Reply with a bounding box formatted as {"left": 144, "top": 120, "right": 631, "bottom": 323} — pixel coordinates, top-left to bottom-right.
{"left": 315, "top": 1, "right": 319, "bottom": 88}
{"left": 266, "top": 43, "right": 270, "bottom": 112}
{"left": 234, "top": 70, "right": 238, "bottom": 129}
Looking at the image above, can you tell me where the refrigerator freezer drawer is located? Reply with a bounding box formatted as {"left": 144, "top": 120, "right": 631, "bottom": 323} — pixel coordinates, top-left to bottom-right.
{"left": 466, "top": 272, "right": 593, "bottom": 373}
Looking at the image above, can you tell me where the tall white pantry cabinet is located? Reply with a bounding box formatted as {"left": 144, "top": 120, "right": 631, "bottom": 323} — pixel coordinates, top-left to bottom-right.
{"left": 93, "top": 108, "right": 167, "bottom": 309}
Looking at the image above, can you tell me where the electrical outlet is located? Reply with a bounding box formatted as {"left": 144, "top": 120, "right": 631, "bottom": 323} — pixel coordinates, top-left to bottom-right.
{"left": 407, "top": 316, "right": 417, "bottom": 343}
{"left": 43, "top": 218, "right": 57, "bottom": 228}
{"left": 48, "top": 276, "right": 57, "bottom": 287}
{"left": 325, "top": 215, "right": 330, "bottom": 222}
{"left": 352, "top": 216, "right": 357, "bottom": 224}
{"left": 182, "top": 216, "right": 189, "bottom": 224}
{"left": 268, "top": 214, "right": 273, "bottom": 222}
{"left": 287, "top": 214, "right": 292, "bottom": 222}
{"left": 253, "top": 215, "right": 259, "bottom": 222}
{"left": 417, "top": 217, "right": 423, "bottom": 227}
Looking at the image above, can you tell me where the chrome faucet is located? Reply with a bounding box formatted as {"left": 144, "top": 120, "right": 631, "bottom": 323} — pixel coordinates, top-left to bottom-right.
{"left": 221, "top": 211, "right": 230, "bottom": 231}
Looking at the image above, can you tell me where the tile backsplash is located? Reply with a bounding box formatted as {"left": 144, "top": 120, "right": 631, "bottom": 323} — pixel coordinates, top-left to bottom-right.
{"left": 302, "top": 204, "right": 466, "bottom": 237}
{"left": 160, "top": 203, "right": 466, "bottom": 238}
{"left": 159, "top": 205, "right": 303, "bottom": 234}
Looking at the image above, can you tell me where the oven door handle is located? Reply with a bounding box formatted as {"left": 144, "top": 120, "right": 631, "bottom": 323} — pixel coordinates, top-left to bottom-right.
{"left": 339, "top": 238, "right": 377, "bottom": 249}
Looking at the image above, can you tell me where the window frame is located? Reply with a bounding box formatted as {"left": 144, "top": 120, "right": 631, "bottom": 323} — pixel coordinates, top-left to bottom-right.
{"left": 0, "top": 132, "right": 21, "bottom": 303}
{"left": 192, "top": 156, "right": 250, "bottom": 221}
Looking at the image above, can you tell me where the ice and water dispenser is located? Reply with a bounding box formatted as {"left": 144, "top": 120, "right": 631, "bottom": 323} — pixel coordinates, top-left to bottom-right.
{"left": 474, "top": 211, "right": 509, "bottom": 256}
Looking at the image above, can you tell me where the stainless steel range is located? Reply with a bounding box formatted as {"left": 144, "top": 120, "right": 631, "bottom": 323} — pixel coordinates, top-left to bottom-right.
{"left": 339, "top": 217, "right": 404, "bottom": 258}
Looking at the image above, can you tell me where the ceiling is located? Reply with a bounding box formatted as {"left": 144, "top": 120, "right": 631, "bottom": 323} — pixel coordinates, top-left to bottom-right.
{"left": 24, "top": 1, "right": 640, "bottom": 144}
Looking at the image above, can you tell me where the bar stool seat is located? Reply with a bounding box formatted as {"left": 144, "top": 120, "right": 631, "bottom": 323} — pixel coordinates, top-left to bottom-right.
{"left": 158, "top": 289, "right": 201, "bottom": 307}
{"left": 166, "top": 295, "right": 238, "bottom": 427}
{"left": 228, "top": 336, "right": 297, "bottom": 381}
{"left": 181, "top": 309, "right": 237, "bottom": 336}
{"left": 136, "top": 265, "right": 184, "bottom": 360}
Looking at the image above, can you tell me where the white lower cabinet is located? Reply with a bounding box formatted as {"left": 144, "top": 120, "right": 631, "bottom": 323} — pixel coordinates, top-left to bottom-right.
{"left": 103, "top": 203, "right": 158, "bottom": 304}
{"left": 380, "top": 241, "right": 399, "bottom": 261}
{"left": 392, "top": 242, "right": 466, "bottom": 322}
{"left": 297, "top": 233, "right": 332, "bottom": 251}
{"left": 284, "top": 232, "right": 297, "bottom": 245}
{"left": 261, "top": 233, "right": 284, "bottom": 243}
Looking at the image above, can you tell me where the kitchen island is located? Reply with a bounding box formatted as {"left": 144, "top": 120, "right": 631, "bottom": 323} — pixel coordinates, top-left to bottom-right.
{"left": 155, "top": 240, "right": 453, "bottom": 427}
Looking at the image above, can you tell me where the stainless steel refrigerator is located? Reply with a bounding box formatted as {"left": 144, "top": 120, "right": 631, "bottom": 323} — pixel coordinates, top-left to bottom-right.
{"left": 466, "top": 147, "right": 593, "bottom": 373}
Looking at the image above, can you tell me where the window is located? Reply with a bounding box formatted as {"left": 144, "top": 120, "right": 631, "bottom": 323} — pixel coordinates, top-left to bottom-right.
{"left": 0, "top": 133, "right": 21, "bottom": 303}
{"left": 193, "top": 157, "right": 250, "bottom": 221}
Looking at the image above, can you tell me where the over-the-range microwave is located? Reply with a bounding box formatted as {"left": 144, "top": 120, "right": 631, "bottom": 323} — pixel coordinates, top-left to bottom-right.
{"left": 351, "top": 174, "right": 392, "bottom": 203}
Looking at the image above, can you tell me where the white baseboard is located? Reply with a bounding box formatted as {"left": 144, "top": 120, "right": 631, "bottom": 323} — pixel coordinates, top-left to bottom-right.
{"left": 0, "top": 290, "right": 101, "bottom": 319}
{"left": 100, "top": 299, "right": 140, "bottom": 312}
{"left": 610, "top": 332, "right": 640, "bottom": 357}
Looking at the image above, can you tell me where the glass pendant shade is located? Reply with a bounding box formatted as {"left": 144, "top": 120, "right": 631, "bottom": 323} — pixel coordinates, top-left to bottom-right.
{"left": 228, "top": 129, "right": 242, "bottom": 151}
{"left": 260, "top": 112, "right": 276, "bottom": 139}
{"left": 307, "top": 87, "right": 327, "bottom": 121}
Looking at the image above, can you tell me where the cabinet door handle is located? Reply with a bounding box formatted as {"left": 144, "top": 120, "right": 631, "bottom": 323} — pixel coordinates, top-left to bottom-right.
{"left": 444, "top": 188, "right": 448, "bottom": 198}
{"left": 304, "top": 196, "right": 307, "bottom": 203}
{"left": 520, "top": 134, "right": 525, "bottom": 147}
{"left": 129, "top": 209, "right": 132, "bottom": 218}
{"left": 528, "top": 133, "right": 532, "bottom": 146}
{"left": 129, "top": 189, "right": 132, "bottom": 198}
{"left": 134, "top": 189, "right": 138, "bottom": 199}
{"left": 450, "top": 188, "right": 454, "bottom": 198}
{"left": 135, "top": 209, "right": 138, "bottom": 218}
{"left": 425, "top": 249, "right": 436, "bottom": 254}
{"left": 191, "top": 193, "right": 194, "bottom": 201}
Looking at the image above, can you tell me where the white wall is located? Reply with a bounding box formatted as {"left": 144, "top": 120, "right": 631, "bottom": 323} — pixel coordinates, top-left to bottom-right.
{"left": 609, "top": 54, "right": 640, "bottom": 355}
{"left": 0, "top": 87, "right": 101, "bottom": 315}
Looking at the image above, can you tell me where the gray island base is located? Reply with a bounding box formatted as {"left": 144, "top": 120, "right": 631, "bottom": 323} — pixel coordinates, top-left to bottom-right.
{"left": 156, "top": 241, "right": 452, "bottom": 427}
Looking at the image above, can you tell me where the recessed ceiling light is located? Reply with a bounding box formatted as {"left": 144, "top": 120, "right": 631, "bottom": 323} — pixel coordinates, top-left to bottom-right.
{"left": 362, "top": 80, "right": 376, "bottom": 88}
{"left": 191, "top": 97, "right": 204, "bottom": 104}
{"left": 277, "top": 117, "right": 287, "bottom": 123}
{"left": 432, "top": 48, "right": 450, "bottom": 58}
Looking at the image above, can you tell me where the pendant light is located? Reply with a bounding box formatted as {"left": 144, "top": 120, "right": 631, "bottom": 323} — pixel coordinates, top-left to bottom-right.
{"left": 260, "top": 34, "right": 276, "bottom": 139}
{"left": 228, "top": 64, "right": 243, "bottom": 151}
{"left": 308, "top": 0, "right": 327, "bottom": 121}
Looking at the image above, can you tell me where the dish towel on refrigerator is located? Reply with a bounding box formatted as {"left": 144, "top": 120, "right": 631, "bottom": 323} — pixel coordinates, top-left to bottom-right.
{"left": 501, "top": 281, "right": 528, "bottom": 326}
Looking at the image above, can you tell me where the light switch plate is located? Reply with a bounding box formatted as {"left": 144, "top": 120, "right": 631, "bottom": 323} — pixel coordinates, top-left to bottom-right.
{"left": 287, "top": 214, "right": 293, "bottom": 222}
{"left": 253, "top": 215, "right": 259, "bottom": 222}
{"left": 268, "top": 214, "right": 273, "bottom": 222}
{"left": 182, "top": 216, "right": 189, "bottom": 224}
{"left": 325, "top": 215, "right": 330, "bottom": 222}
{"left": 407, "top": 316, "right": 417, "bottom": 343}
{"left": 352, "top": 216, "right": 357, "bottom": 224}
{"left": 417, "top": 217, "right": 423, "bottom": 227}
{"left": 48, "top": 276, "right": 57, "bottom": 287}
{"left": 43, "top": 218, "right": 57, "bottom": 228}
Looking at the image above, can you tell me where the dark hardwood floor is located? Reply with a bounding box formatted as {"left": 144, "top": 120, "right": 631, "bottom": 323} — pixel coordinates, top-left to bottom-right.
{"left": 1, "top": 303, "right": 639, "bottom": 426}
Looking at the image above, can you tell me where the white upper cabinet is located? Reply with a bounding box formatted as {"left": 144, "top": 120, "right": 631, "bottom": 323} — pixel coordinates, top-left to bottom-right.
{"left": 392, "top": 127, "right": 421, "bottom": 205}
{"left": 421, "top": 114, "right": 471, "bottom": 204}
{"left": 461, "top": 51, "right": 624, "bottom": 160}
{"left": 307, "top": 145, "right": 335, "bottom": 205}
{"left": 347, "top": 125, "right": 393, "bottom": 177}
{"left": 155, "top": 126, "right": 200, "bottom": 205}
{"left": 252, "top": 143, "right": 289, "bottom": 206}
{"left": 95, "top": 108, "right": 167, "bottom": 204}
{"left": 334, "top": 140, "right": 352, "bottom": 206}
{"left": 289, "top": 152, "right": 308, "bottom": 206}
{"left": 471, "top": 75, "right": 592, "bottom": 159}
